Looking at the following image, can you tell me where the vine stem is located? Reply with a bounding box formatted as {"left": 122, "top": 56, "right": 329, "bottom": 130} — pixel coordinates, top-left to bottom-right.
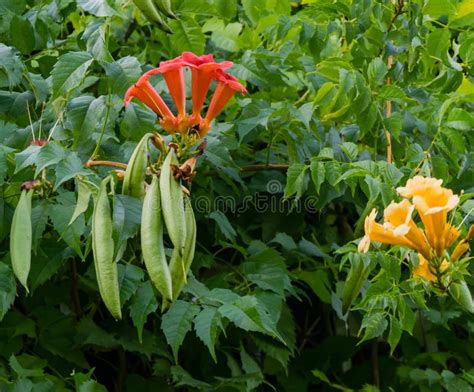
{"left": 385, "top": 55, "right": 393, "bottom": 164}
{"left": 85, "top": 160, "right": 290, "bottom": 175}
{"left": 90, "top": 91, "right": 112, "bottom": 160}
{"left": 85, "top": 160, "right": 128, "bottom": 169}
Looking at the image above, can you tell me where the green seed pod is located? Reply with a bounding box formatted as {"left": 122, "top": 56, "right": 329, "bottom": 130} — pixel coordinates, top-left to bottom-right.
{"left": 169, "top": 195, "right": 196, "bottom": 301}
{"left": 141, "top": 175, "right": 173, "bottom": 301}
{"left": 10, "top": 189, "right": 33, "bottom": 292}
{"left": 152, "top": 0, "right": 176, "bottom": 18}
{"left": 92, "top": 178, "right": 122, "bottom": 320}
{"left": 449, "top": 281, "right": 474, "bottom": 313}
{"left": 342, "top": 253, "right": 372, "bottom": 314}
{"left": 160, "top": 149, "right": 186, "bottom": 253}
{"left": 122, "top": 133, "right": 152, "bottom": 199}
{"left": 132, "top": 0, "right": 172, "bottom": 32}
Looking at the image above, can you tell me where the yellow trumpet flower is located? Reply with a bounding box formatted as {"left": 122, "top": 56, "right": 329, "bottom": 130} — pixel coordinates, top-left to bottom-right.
{"left": 359, "top": 176, "right": 471, "bottom": 285}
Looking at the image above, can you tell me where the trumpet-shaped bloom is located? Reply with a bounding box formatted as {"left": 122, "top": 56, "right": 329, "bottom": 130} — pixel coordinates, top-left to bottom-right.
{"left": 383, "top": 200, "right": 431, "bottom": 259}
{"left": 358, "top": 209, "right": 414, "bottom": 253}
{"left": 412, "top": 186, "right": 459, "bottom": 256}
{"left": 413, "top": 254, "right": 448, "bottom": 282}
{"left": 181, "top": 52, "right": 233, "bottom": 125}
{"left": 124, "top": 52, "right": 245, "bottom": 137}
{"left": 199, "top": 70, "right": 247, "bottom": 137}
{"left": 124, "top": 75, "right": 178, "bottom": 133}
{"left": 451, "top": 225, "right": 473, "bottom": 261}
{"left": 145, "top": 57, "right": 187, "bottom": 123}
{"left": 396, "top": 176, "right": 443, "bottom": 198}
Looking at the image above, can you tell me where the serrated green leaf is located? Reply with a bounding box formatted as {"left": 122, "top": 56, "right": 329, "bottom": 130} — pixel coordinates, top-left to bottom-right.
{"left": 387, "top": 317, "right": 402, "bottom": 355}
{"left": 161, "top": 300, "right": 201, "bottom": 362}
{"left": 194, "top": 306, "right": 222, "bottom": 362}
{"left": 77, "top": 0, "right": 116, "bottom": 17}
{"left": 0, "top": 263, "right": 16, "bottom": 321}
{"left": 129, "top": 281, "right": 158, "bottom": 343}
{"left": 169, "top": 17, "right": 205, "bottom": 54}
{"left": 359, "top": 312, "right": 388, "bottom": 343}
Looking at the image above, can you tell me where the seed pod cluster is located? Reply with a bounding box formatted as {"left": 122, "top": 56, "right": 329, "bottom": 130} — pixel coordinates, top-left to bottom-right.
{"left": 142, "top": 148, "right": 197, "bottom": 307}
{"left": 90, "top": 146, "right": 197, "bottom": 316}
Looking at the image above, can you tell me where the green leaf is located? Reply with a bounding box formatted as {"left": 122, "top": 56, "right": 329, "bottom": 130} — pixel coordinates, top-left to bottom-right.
{"left": 284, "top": 163, "right": 308, "bottom": 200}
{"left": 69, "top": 178, "right": 93, "bottom": 225}
{"left": 103, "top": 56, "right": 143, "bottom": 96}
{"left": 9, "top": 354, "right": 46, "bottom": 378}
{"left": 359, "top": 312, "right": 388, "bottom": 343}
{"left": 310, "top": 159, "right": 325, "bottom": 194}
{"left": 427, "top": 30, "right": 450, "bottom": 63}
{"left": 161, "top": 300, "right": 201, "bottom": 362}
{"left": 34, "top": 143, "right": 67, "bottom": 177}
{"left": 194, "top": 306, "right": 222, "bottom": 362}
{"left": 112, "top": 194, "right": 142, "bottom": 243}
{"left": 169, "top": 17, "right": 205, "bottom": 54}
{"left": 367, "top": 58, "right": 387, "bottom": 85}
{"left": 77, "top": 0, "right": 116, "bottom": 17}
{"left": 0, "top": 263, "right": 16, "bottom": 321}
{"left": 82, "top": 20, "right": 113, "bottom": 63}
{"left": 129, "top": 281, "right": 158, "bottom": 343}
{"left": 9, "top": 15, "right": 35, "bottom": 54}
{"left": 213, "top": 0, "right": 237, "bottom": 18}
{"left": 218, "top": 295, "right": 285, "bottom": 343}
{"left": 211, "top": 22, "right": 242, "bottom": 52}
{"left": 0, "top": 44, "right": 24, "bottom": 88}
{"left": 55, "top": 153, "right": 90, "bottom": 190}
{"left": 118, "top": 264, "right": 145, "bottom": 304}
{"left": 387, "top": 317, "right": 402, "bottom": 355}
{"left": 51, "top": 51, "right": 94, "bottom": 98}
{"left": 424, "top": 0, "right": 457, "bottom": 18}
{"left": 209, "top": 210, "right": 237, "bottom": 241}
{"left": 14, "top": 145, "right": 41, "bottom": 173}
{"left": 340, "top": 142, "right": 358, "bottom": 161}
{"left": 73, "top": 368, "right": 108, "bottom": 392}
{"left": 49, "top": 192, "right": 86, "bottom": 258}
{"left": 293, "top": 269, "right": 331, "bottom": 303}
{"left": 240, "top": 249, "right": 292, "bottom": 297}
{"left": 379, "top": 85, "right": 407, "bottom": 100}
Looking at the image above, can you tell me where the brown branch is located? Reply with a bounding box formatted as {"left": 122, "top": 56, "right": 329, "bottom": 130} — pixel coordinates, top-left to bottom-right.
{"left": 85, "top": 160, "right": 128, "bottom": 169}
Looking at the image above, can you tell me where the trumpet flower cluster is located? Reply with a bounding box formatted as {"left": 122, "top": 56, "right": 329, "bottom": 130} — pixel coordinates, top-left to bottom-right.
{"left": 358, "top": 176, "right": 473, "bottom": 283}
{"left": 124, "top": 52, "right": 247, "bottom": 138}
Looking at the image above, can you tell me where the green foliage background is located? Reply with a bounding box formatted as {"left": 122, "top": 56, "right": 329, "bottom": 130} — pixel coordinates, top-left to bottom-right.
{"left": 0, "top": 0, "right": 474, "bottom": 390}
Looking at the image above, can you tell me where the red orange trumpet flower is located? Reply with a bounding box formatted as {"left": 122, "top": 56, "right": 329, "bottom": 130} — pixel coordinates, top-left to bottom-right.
{"left": 124, "top": 52, "right": 246, "bottom": 138}
{"left": 181, "top": 52, "right": 233, "bottom": 126}
{"left": 198, "top": 70, "right": 247, "bottom": 137}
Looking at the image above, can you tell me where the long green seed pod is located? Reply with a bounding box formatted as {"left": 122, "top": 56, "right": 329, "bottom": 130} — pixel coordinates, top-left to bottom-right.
{"left": 169, "top": 195, "right": 196, "bottom": 301}
{"left": 342, "top": 253, "right": 372, "bottom": 314}
{"left": 92, "top": 178, "right": 122, "bottom": 320}
{"left": 152, "top": 0, "right": 176, "bottom": 18}
{"left": 10, "top": 189, "right": 33, "bottom": 292}
{"left": 122, "top": 133, "right": 152, "bottom": 199}
{"left": 132, "top": 0, "right": 172, "bottom": 32}
{"left": 141, "top": 175, "right": 173, "bottom": 300}
{"left": 160, "top": 149, "right": 186, "bottom": 254}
